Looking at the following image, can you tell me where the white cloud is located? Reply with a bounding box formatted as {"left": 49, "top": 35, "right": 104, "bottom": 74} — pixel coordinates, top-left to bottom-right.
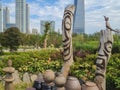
{"left": 85, "top": 0, "right": 120, "bottom": 34}
{"left": 28, "top": 0, "right": 73, "bottom": 33}
{"left": 3, "top": 0, "right": 120, "bottom": 34}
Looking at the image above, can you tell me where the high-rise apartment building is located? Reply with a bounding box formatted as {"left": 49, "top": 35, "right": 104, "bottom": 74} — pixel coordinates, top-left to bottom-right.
{"left": 73, "top": 0, "right": 85, "bottom": 34}
{"left": 40, "top": 20, "right": 55, "bottom": 35}
{"left": 26, "top": 4, "right": 30, "bottom": 34}
{"left": 3, "top": 7, "right": 10, "bottom": 31}
{"left": 0, "top": 1, "right": 3, "bottom": 32}
{"left": 16, "top": 0, "right": 26, "bottom": 33}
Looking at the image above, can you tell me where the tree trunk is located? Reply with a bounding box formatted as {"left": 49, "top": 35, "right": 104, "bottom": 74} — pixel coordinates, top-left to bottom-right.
{"left": 44, "top": 38, "right": 47, "bottom": 48}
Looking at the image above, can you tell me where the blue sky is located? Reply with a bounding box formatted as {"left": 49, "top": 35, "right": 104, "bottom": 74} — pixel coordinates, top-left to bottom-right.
{"left": 1, "top": 0, "right": 120, "bottom": 34}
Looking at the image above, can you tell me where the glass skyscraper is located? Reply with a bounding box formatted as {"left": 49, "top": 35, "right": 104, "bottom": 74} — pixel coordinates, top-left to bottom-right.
{"left": 73, "top": 0, "right": 85, "bottom": 34}
{"left": 26, "top": 4, "right": 30, "bottom": 34}
{"left": 16, "top": 0, "right": 26, "bottom": 33}
{"left": 3, "top": 7, "right": 10, "bottom": 31}
{"left": 0, "top": 1, "right": 3, "bottom": 32}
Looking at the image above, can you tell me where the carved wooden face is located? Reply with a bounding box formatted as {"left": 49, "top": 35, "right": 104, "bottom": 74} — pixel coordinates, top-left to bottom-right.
{"left": 62, "top": 8, "right": 74, "bottom": 61}
{"left": 64, "top": 16, "right": 71, "bottom": 30}
{"left": 98, "top": 41, "right": 112, "bottom": 56}
{"left": 95, "top": 29, "right": 113, "bottom": 90}
{"left": 96, "top": 30, "right": 113, "bottom": 73}
{"left": 62, "top": 10, "right": 73, "bottom": 40}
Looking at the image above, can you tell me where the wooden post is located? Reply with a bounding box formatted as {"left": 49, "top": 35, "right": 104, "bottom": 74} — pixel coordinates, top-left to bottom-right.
{"left": 61, "top": 5, "right": 75, "bottom": 78}
{"left": 94, "top": 16, "right": 113, "bottom": 90}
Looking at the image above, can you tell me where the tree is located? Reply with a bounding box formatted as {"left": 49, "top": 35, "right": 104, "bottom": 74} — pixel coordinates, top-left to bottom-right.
{"left": 0, "top": 32, "right": 3, "bottom": 44}
{"left": 29, "top": 34, "right": 40, "bottom": 48}
{"left": 1, "top": 27, "right": 21, "bottom": 52}
{"left": 42, "top": 22, "right": 52, "bottom": 48}
{"left": 20, "top": 33, "right": 27, "bottom": 46}
{"left": 0, "top": 33, "right": 4, "bottom": 54}
{"left": 47, "top": 31, "right": 62, "bottom": 48}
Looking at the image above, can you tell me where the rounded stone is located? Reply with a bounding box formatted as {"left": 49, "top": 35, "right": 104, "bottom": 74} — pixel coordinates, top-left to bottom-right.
{"left": 54, "top": 73, "right": 66, "bottom": 87}
{"left": 82, "top": 81, "right": 99, "bottom": 90}
{"left": 8, "top": 60, "right": 12, "bottom": 67}
{"left": 4, "top": 77, "right": 14, "bottom": 82}
{"left": 65, "top": 76, "right": 81, "bottom": 90}
{"left": 43, "top": 70, "right": 55, "bottom": 84}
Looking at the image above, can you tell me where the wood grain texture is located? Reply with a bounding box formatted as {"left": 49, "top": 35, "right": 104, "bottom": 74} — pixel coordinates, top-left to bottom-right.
{"left": 61, "top": 5, "right": 75, "bottom": 78}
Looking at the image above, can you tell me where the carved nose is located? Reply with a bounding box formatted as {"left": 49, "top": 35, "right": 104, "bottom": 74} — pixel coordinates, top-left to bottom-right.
{"left": 98, "top": 47, "right": 104, "bottom": 55}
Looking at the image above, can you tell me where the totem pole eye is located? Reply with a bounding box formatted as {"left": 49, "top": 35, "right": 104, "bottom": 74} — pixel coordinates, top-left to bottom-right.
{"left": 104, "top": 41, "right": 112, "bottom": 53}
{"left": 64, "top": 16, "right": 71, "bottom": 30}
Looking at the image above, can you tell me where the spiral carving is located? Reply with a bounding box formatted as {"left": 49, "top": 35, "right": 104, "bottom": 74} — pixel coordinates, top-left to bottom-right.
{"left": 61, "top": 5, "right": 75, "bottom": 78}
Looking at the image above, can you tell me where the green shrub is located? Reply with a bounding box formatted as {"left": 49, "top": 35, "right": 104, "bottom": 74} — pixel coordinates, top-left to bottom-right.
{"left": 73, "top": 41, "right": 98, "bottom": 54}
{"left": 112, "top": 43, "right": 120, "bottom": 54}
{"left": 0, "top": 46, "right": 4, "bottom": 55}
{"left": 0, "top": 82, "right": 33, "bottom": 90}
{"left": 0, "top": 49, "right": 120, "bottom": 90}
{"left": 0, "top": 48, "right": 62, "bottom": 74}
{"left": 70, "top": 54, "right": 97, "bottom": 80}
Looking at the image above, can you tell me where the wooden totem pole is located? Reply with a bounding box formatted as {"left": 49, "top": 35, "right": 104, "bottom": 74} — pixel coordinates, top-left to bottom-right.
{"left": 54, "top": 5, "right": 75, "bottom": 90}
{"left": 94, "top": 16, "right": 114, "bottom": 90}
{"left": 61, "top": 5, "right": 75, "bottom": 78}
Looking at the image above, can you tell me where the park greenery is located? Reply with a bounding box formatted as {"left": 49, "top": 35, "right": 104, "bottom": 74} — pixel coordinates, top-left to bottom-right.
{"left": 0, "top": 27, "right": 21, "bottom": 52}
{"left": 0, "top": 28, "right": 120, "bottom": 90}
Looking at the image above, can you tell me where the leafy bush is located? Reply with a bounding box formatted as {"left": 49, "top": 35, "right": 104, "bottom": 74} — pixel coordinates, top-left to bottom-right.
{"left": 0, "top": 49, "right": 120, "bottom": 90}
{"left": 73, "top": 41, "right": 99, "bottom": 54}
{"left": 1, "top": 27, "right": 21, "bottom": 52}
{"left": 70, "top": 54, "right": 96, "bottom": 80}
{"left": 0, "top": 48, "right": 62, "bottom": 74}
{"left": 0, "top": 46, "right": 4, "bottom": 55}
{"left": 0, "top": 82, "right": 33, "bottom": 90}
{"left": 112, "top": 43, "right": 120, "bottom": 54}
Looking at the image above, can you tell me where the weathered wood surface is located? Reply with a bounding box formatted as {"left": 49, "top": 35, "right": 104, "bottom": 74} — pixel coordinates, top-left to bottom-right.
{"left": 94, "top": 16, "right": 113, "bottom": 90}
{"left": 61, "top": 5, "right": 75, "bottom": 78}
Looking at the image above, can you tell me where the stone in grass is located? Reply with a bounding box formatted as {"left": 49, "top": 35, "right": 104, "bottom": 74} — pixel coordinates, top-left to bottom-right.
{"left": 35, "top": 72, "right": 44, "bottom": 82}
{"left": 23, "top": 72, "right": 31, "bottom": 83}
{"left": 30, "top": 74, "right": 37, "bottom": 82}
{"left": 12, "top": 70, "right": 22, "bottom": 84}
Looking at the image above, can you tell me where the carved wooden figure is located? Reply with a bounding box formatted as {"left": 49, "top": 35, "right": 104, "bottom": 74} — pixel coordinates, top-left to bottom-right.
{"left": 61, "top": 5, "right": 75, "bottom": 78}
{"left": 54, "top": 5, "right": 75, "bottom": 90}
{"left": 94, "top": 16, "right": 113, "bottom": 90}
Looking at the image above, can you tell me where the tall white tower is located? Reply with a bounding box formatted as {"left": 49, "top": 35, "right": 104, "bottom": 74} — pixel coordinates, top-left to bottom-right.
{"left": 16, "top": 0, "right": 26, "bottom": 33}
{"left": 3, "top": 7, "right": 10, "bottom": 31}
{"left": 0, "top": 0, "right": 3, "bottom": 32}
{"left": 26, "top": 4, "right": 30, "bottom": 34}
